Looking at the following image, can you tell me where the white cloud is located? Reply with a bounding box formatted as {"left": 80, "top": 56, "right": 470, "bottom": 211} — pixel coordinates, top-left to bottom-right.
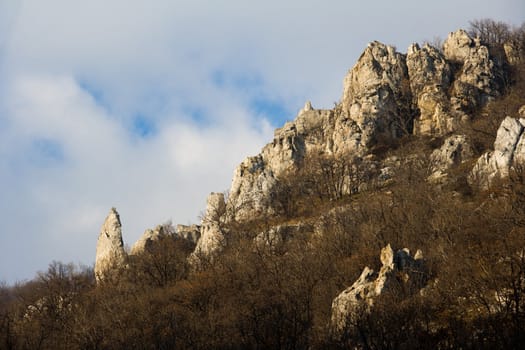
{"left": 0, "top": 0, "right": 523, "bottom": 283}
{"left": 0, "top": 73, "right": 272, "bottom": 283}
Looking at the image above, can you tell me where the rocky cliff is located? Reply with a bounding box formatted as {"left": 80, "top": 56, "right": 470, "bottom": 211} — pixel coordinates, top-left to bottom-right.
{"left": 224, "top": 29, "right": 506, "bottom": 226}
{"left": 95, "top": 28, "right": 523, "bottom": 289}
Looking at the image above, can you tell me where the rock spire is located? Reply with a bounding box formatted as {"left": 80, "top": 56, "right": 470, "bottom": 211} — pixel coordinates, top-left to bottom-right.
{"left": 94, "top": 207, "right": 127, "bottom": 282}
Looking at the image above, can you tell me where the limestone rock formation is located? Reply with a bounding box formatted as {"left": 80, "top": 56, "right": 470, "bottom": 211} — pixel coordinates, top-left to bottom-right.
{"left": 226, "top": 31, "right": 507, "bottom": 222}
{"left": 444, "top": 29, "right": 502, "bottom": 112}
{"left": 470, "top": 116, "right": 525, "bottom": 188}
{"left": 227, "top": 106, "right": 336, "bottom": 221}
{"left": 94, "top": 208, "right": 127, "bottom": 282}
{"left": 93, "top": 27, "right": 514, "bottom": 281}
{"left": 331, "top": 244, "right": 425, "bottom": 335}
{"left": 407, "top": 43, "right": 453, "bottom": 135}
{"left": 176, "top": 224, "right": 201, "bottom": 245}
{"left": 130, "top": 225, "right": 166, "bottom": 255}
{"left": 341, "top": 41, "right": 410, "bottom": 149}
{"left": 443, "top": 29, "right": 477, "bottom": 63}
{"left": 190, "top": 193, "right": 226, "bottom": 264}
{"left": 407, "top": 30, "right": 503, "bottom": 136}
{"left": 130, "top": 223, "right": 200, "bottom": 256}
{"left": 429, "top": 134, "right": 475, "bottom": 181}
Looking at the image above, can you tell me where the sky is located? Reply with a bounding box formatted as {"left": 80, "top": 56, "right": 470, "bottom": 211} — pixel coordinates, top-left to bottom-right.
{"left": 0, "top": 0, "right": 523, "bottom": 284}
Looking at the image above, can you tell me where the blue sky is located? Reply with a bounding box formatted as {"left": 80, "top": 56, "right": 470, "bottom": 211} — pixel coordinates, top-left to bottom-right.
{"left": 0, "top": 0, "right": 523, "bottom": 284}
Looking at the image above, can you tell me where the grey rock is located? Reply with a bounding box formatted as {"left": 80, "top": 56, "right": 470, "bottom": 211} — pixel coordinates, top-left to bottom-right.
{"left": 176, "top": 224, "right": 201, "bottom": 245}
{"left": 429, "top": 135, "right": 475, "bottom": 181}
{"left": 341, "top": 41, "right": 410, "bottom": 149}
{"left": 407, "top": 43, "right": 454, "bottom": 135}
{"left": 94, "top": 208, "right": 127, "bottom": 282}
{"left": 470, "top": 116, "right": 525, "bottom": 187}
{"left": 190, "top": 193, "right": 226, "bottom": 265}
{"left": 331, "top": 244, "right": 426, "bottom": 336}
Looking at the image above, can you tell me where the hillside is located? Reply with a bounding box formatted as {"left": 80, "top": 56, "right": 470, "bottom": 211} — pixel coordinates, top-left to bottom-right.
{"left": 2, "top": 20, "right": 525, "bottom": 349}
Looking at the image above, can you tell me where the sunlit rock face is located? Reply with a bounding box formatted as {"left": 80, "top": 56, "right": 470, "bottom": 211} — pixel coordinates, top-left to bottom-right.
{"left": 407, "top": 30, "right": 504, "bottom": 136}
{"left": 130, "top": 225, "right": 166, "bottom": 256}
{"left": 94, "top": 207, "right": 127, "bottom": 282}
{"left": 225, "top": 31, "right": 506, "bottom": 223}
{"left": 444, "top": 29, "right": 503, "bottom": 111}
{"left": 470, "top": 115, "right": 525, "bottom": 188}
{"left": 331, "top": 245, "right": 425, "bottom": 336}
{"left": 189, "top": 193, "right": 226, "bottom": 265}
{"left": 407, "top": 43, "right": 454, "bottom": 135}
{"left": 341, "top": 41, "right": 411, "bottom": 149}
{"left": 92, "top": 27, "right": 512, "bottom": 286}
{"left": 428, "top": 134, "right": 475, "bottom": 182}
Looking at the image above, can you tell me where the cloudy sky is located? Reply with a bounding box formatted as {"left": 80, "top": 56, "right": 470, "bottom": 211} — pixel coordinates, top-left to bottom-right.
{"left": 0, "top": 0, "right": 523, "bottom": 284}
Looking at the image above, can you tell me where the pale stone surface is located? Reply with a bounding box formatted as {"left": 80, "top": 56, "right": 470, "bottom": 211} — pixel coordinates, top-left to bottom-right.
{"left": 176, "top": 224, "right": 201, "bottom": 244}
{"left": 341, "top": 41, "right": 410, "bottom": 149}
{"left": 443, "top": 29, "right": 474, "bottom": 63}
{"left": 190, "top": 193, "right": 226, "bottom": 264}
{"left": 130, "top": 225, "right": 165, "bottom": 255}
{"left": 94, "top": 208, "right": 127, "bottom": 282}
{"left": 407, "top": 43, "right": 454, "bottom": 135}
{"left": 225, "top": 32, "right": 506, "bottom": 222}
{"left": 444, "top": 30, "right": 502, "bottom": 112}
{"left": 504, "top": 42, "right": 522, "bottom": 65}
{"left": 470, "top": 116, "right": 525, "bottom": 187}
{"left": 227, "top": 109, "right": 335, "bottom": 221}
{"left": 331, "top": 244, "right": 425, "bottom": 335}
{"left": 407, "top": 30, "right": 502, "bottom": 136}
{"left": 429, "top": 135, "right": 475, "bottom": 181}
{"left": 519, "top": 105, "right": 525, "bottom": 118}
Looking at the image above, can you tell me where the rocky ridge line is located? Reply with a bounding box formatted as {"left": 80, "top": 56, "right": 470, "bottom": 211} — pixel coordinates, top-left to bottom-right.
{"left": 95, "top": 28, "right": 524, "bottom": 282}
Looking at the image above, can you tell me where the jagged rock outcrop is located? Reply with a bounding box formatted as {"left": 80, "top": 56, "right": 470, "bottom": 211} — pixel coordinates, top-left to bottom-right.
{"left": 470, "top": 115, "right": 525, "bottom": 188}
{"left": 130, "top": 225, "right": 166, "bottom": 255}
{"left": 93, "top": 28, "right": 514, "bottom": 279}
{"left": 130, "top": 223, "right": 201, "bottom": 256}
{"left": 176, "top": 224, "right": 201, "bottom": 244}
{"left": 94, "top": 208, "right": 127, "bottom": 282}
{"left": 444, "top": 29, "right": 502, "bottom": 111}
{"left": 331, "top": 244, "right": 425, "bottom": 336}
{"left": 190, "top": 193, "right": 226, "bottom": 264}
{"left": 443, "top": 29, "right": 478, "bottom": 63}
{"left": 504, "top": 42, "right": 523, "bottom": 65}
{"left": 341, "top": 41, "right": 410, "bottom": 149}
{"left": 226, "top": 30, "right": 506, "bottom": 222}
{"left": 227, "top": 41, "right": 413, "bottom": 221}
{"left": 429, "top": 134, "right": 475, "bottom": 181}
{"left": 227, "top": 105, "right": 337, "bottom": 220}
{"left": 407, "top": 30, "right": 503, "bottom": 136}
{"left": 407, "top": 43, "right": 454, "bottom": 135}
